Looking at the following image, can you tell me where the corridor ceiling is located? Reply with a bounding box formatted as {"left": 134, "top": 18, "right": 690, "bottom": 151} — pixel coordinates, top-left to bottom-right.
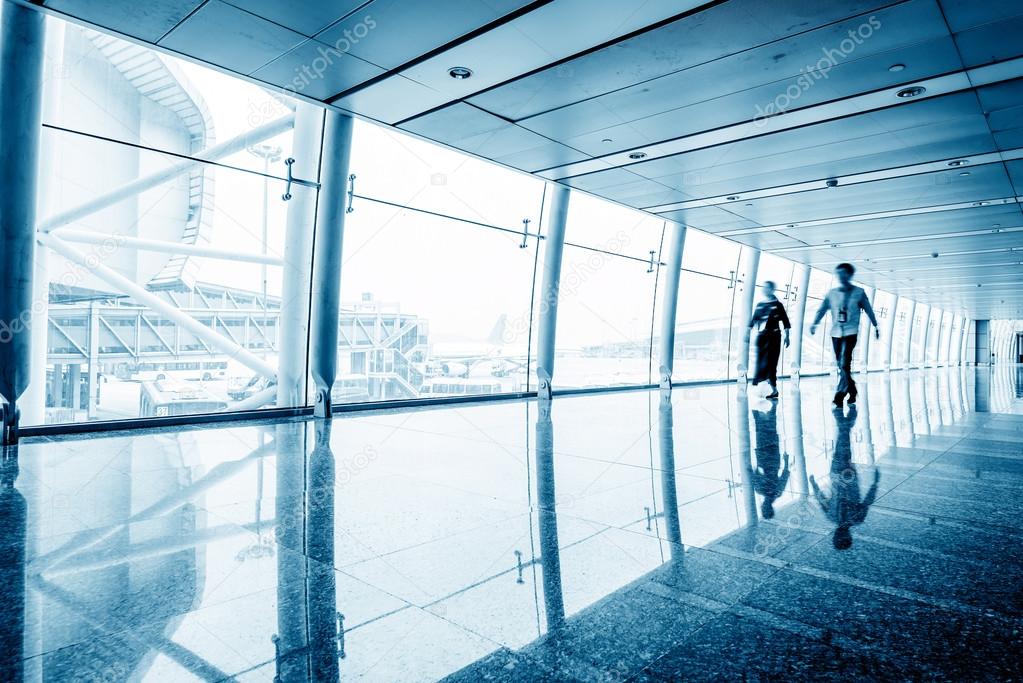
{"left": 36, "top": 0, "right": 1023, "bottom": 318}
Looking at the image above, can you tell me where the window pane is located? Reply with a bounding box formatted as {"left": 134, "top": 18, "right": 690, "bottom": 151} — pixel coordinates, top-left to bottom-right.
{"left": 339, "top": 201, "right": 538, "bottom": 401}
{"left": 673, "top": 270, "right": 737, "bottom": 382}
{"left": 868, "top": 290, "right": 896, "bottom": 370}
{"left": 554, "top": 246, "right": 660, "bottom": 388}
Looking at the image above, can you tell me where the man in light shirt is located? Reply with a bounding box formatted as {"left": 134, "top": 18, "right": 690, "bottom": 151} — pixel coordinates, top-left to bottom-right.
{"left": 809, "top": 263, "right": 879, "bottom": 406}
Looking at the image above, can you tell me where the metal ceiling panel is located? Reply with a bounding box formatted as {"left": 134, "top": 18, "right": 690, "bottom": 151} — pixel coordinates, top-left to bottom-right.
{"left": 774, "top": 203, "right": 1023, "bottom": 244}
{"left": 315, "top": 0, "right": 535, "bottom": 70}
{"left": 159, "top": 0, "right": 305, "bottom": 74}
{"left": 717, "top": 164, "right": 1014, "bottom": 227}
{"left": 397, "top": 103, "right": 589, "bottom": 171}
{"left": 953, "top": 15, "right": 1023, "bottom": 68}
{"left": 468, "top": 0, "right": 898, "bottom": 121}
{"left": 725, "top": 231, "right": 809, "bottom": 251}
{"left": 223, "top": 0, "right": 367, "bottom": 37}
{"left": 784, "top": 231, "right": 1023, "bottom": 262}
{"left": 514, "top": 2, "right": 955, "bottom": 149}
{"left": 617, "top": 92, "right": 991, "bottom": 188}
{"left": 938, "top": 0, "right": 1023, "bottom": 32}
{"left": 43, "top": 0, "right": 203, "bottom": 43}
{"left": 252, "top": 40, "right": 384, "bottom": 99}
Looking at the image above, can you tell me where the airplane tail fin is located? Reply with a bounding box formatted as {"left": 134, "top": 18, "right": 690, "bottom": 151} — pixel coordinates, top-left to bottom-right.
{"left": 487, "top": 314, "right": 508, "bottom": 345}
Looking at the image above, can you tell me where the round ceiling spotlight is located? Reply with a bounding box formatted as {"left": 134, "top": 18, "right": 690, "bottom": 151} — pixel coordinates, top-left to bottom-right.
{"left": 947, "top": 159, "right": 969, "bottom": 167}
{"left": 825, "top": 178, "right": 839, "bottom": 188}
{"left": 628, "top": 152, "right": 647, "bottom": 160}
{"left": 959, "top": 171, "right": 971, "bottom": 177}
{"left": 601, "top": 138, "right": 613, "bottom": 143}
{"left": 974, "top": 201, "right": 989, "bottom": 206}
{"left": 727, "top": 195, "right": 740, "bottom": 201}
{"left": 448, "top": 66, "right": 473, "bottom": 80}
{"left": 896, "top": 86, "right": 926, "bottom": 98}
{"left": 888, "top": 63, "right": 906, "bottom": 72}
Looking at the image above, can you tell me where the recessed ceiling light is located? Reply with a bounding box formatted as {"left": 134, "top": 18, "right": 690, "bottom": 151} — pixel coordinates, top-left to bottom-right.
{"left": 974, "top": 201, "right": 988, "bottom": 206}
{"left": 896, "top": 86, "right": 926, "bottom": 98}
{"left": 947, "top": 159, "right": 969, "bottom": 167}
{"left": 727, "top": 195, "right": 740, "bottom": 201}
{"left": 448, "top": 66, "right": 473, "bottom": 79}
{"left": 601, "top": 138, "right": 613, "bottom": 143}
{"left": 959, "top": 171, "right": 971, "bottom": 177}
{"left": 628, "top": 152, "right": 647, "bottom": 160}
{"left": 889, "top": 63, "right": 906, "bottom": 72}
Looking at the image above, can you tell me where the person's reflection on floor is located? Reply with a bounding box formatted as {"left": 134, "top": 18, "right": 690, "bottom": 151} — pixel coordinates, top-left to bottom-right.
{"left": 810, "top": 405, "right": 880, "bottom": 550}
{"left": 751, "top": 401, "right": 789, "bottom": 520}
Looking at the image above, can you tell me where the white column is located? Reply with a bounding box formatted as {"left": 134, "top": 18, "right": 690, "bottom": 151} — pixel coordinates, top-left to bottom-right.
{"left": 0, "top": 1, "right": 47, "bottom": 442}
{"left": 536, "top": 184, "right": 570, "bottom": 399}
{"left": 656, "top": 222, "right": 686, "bottom": 388}
{"left": 902, "top": 300, "right": 917, "bottom": 369}
{"left": 858, "top": 286, "right": 876, "bottom": 373}
{"left": 734, "top": 247, "right": 760, "bottom": 382}
{"left": 308, "top": 111, "right": 354, "bottom": 417}
{"left": 789, "top": 264, "right": 811, "bottom": 378}
{"left": 918, "top": 307, "right": 932, "bottom": 369}
{"left": 884, "top": 295, "right": 899, "bottom": 370}
{"left": 276, "top": 104, "right": 323, "bottom": 408}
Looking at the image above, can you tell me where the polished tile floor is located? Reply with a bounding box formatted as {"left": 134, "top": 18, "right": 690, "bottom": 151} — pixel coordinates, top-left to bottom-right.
{"left": 2, "top": 366, "right": 1022, "bottom": 681}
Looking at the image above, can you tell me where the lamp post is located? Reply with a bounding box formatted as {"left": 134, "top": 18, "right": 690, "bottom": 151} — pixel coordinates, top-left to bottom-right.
{"left": 247, "top": 144, "right": 282, "bottom": 357}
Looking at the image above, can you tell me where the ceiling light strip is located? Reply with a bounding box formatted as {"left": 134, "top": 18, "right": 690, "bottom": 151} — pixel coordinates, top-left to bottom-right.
{"left": 644, "top": 149, "right": 1023, "bottom": 213}
{"left": 717, "top": 197, "right": 1021, "bottom": 237}
{"left": 771, "top": 225, "right": 1023, "bottom": 253}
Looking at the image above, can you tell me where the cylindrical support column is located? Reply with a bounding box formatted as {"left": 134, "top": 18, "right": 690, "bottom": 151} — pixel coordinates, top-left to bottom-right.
{"left": 277, "top": 104, "right": 323, "bottom": 408}
{"left": 919, "top": 307, "right": 932, "bottom": 369}
{"left": 902, "top": 300, "right": 917, "bottom": 369}
{"left": 734, "top": 247, "right": 760, "bottom": 381}
{"left": 309, "top": 111, "right": 354, "bottom": 417}
{"left": 943, "top": 312, "right": 954, "bottom": 366}
{"left": 656, "top": 223, "right": 687, "bottom": 388}
{"left": 536, "top": 184, "right": 570, "bottom": 399}
{"left": 858, "top": 286, "right": 876, "bottom": 372}
{"left": 0, "top": 2, "right": 46, "bottom": 443}
{"left": 535, "top": 400, "right": 564, "bottom": 631}
{"left": 883, "top": 295, "right": 899, "bottom": 370}
{"left": 789, "top": 264, "right": 811, "bottom": 377}
{"left": 306, "top": 421, "right": 340, "bottom": 680}
{"left": 657, "top": 390, "right": 683, "bottom": 552}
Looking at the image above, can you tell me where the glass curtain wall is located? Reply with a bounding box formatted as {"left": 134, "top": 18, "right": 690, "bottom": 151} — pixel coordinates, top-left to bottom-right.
{"left": 673, "top": 231, "right": 742, "bottom": 382}
{"left": 27, "top": 17, "right": 308, "bottom": 425}
{"left": 869, "top": 290, "right": 897, "bottom": 370}
{"left": 18, "top": 13, "right": 945, "bottom": 428}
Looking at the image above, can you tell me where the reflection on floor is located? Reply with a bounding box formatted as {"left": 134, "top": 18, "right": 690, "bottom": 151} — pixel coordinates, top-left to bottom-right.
{"left": 3, "top": 366, "right": 1023, "bottom": 681}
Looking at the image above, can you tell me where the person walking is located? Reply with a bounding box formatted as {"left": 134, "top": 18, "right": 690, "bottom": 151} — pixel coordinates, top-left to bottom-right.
{"left": 809, "top": 263, "right": 879, "bottom": 406}
{"left": 746, "top": 281, "right": 790, "bottom": 399}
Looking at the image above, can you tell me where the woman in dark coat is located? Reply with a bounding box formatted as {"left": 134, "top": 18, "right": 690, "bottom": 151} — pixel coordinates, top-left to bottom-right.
{"left": 747, "top": 281, "right": 790, "bottom": 399}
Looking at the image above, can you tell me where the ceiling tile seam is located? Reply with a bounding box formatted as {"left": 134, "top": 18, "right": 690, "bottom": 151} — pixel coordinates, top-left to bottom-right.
{"left": 324, "top": 0, "right": 557, "bottom": 107}
{"left": 718, "top": 197, "right": 1022, "bottom": 237}
{"left": 155, "top": 0, "right": 209, "bottom": 45}
{"left": 535, "top": 59, "right": 1023, "bottom": 180}
{"left": 400, "top": 0, "right": 736, "bottom": 125}
{"left": 490, "top": 0, "right": 916, "bottom": 124}
{"left": 643, "top": 150, "right": 1023, "bottom": 212}
{"left": 533, "top": 71, "right": 973, "bottom": 179}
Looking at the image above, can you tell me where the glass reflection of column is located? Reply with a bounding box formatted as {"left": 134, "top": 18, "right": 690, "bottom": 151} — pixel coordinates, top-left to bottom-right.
{"left": 882, "top": 374, "right": 896, "bottom": 452}
{"left": 275, "top": 422, "right": 309, "bottom": 682}
{"left": 307, "top": 421, "right": 340, "bottom": 681}
{"left": 858, "top": 382, "right": 875, "bottom": 462}
{"left": 785, "top": 385, "right": 808, "bottom": 497}
{"left": 0, "top": 448, "right": 26, "bottom": 679}
{"left": 735, "top": 387, "right": 757, "bottom": 526}
{"left": 535, "top": 400, "right": 564, "bottom": 632}
{"left": 657, "top": 390, "right": 683, "bottom": 561}
{"left": 975, "top": 367, "right": 991, "bottom": 413}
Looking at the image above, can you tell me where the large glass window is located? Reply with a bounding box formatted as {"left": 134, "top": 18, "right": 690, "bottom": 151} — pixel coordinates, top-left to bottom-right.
{"left": 27, "top": 17, "right": 312, "bottom": 425}
{"left": 800, "top": 268, "right": 835, "bottom": 374}
{"left": 868, "top": 290, "right": 897, "bottom": 370}
{"left": 674, "top": 231, "right": 742, "bottom": 381}
{"left": 891, "top": 298, "right": 915, "bottom": 369}
{"left": 909, "top": 304, "right": 930, "bottom": 367}
{"left": 553, "top": 194, "right": 664, "bottom": 388}
{"left": 925, "top": 308, "right": 943, "bottom": 366}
